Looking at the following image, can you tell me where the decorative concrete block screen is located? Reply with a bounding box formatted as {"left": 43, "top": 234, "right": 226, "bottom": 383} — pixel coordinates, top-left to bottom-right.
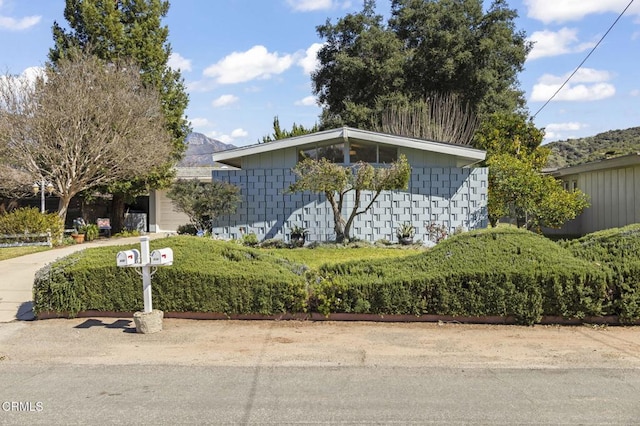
{"left": 212, "top": 167, "right": 488, "bottom": 243}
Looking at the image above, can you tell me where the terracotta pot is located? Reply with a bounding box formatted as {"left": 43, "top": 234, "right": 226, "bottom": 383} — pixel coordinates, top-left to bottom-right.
{"left": 71, "top": 234, "right": 85, "bottom": 244}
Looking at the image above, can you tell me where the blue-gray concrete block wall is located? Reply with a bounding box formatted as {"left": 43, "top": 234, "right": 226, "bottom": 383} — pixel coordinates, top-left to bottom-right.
{"left": 212, "top": 167, "right": 488, "bottom": 242}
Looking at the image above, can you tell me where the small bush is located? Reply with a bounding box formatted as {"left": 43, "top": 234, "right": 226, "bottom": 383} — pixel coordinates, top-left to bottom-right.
{"left": 82, "top": 224, "right": 99, "bottom": 242}
{"left": 0, "top": 207, "right": 63, "bottom": 245}
{"left": 242, "top": 233, "right": 259, "bottom": 247}
{"left": 177, "top": 224, "right": 197, "bottom": 235}
{"left": 260, "top": 238, "right": 289, "bottom": 249}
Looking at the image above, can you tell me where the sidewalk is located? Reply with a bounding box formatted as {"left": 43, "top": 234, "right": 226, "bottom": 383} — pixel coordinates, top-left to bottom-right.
{"left": 0, "top": 234, "right": 167, "bottom": 323}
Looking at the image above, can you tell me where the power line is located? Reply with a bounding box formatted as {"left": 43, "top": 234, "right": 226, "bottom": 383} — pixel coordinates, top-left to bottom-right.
{"left": 532, "top": 0, "right": 635, "bottom": 119}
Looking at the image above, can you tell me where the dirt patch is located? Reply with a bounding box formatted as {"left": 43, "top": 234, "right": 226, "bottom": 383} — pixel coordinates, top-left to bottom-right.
{"left": 1, "top": 318, "right": 640, "bottom": 369}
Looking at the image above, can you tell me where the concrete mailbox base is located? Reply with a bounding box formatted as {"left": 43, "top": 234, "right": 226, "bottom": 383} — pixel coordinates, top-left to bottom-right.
{"left": 133, "top": 309, "right": 164, "bottom": 334}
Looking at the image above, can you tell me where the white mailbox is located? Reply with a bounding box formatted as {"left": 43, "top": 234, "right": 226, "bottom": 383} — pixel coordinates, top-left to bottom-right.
{"left": 116, "top": 249, "right": 140, "bottom": 267}
{"left": 150, "top": 248, "right": 173, "bottom": 265}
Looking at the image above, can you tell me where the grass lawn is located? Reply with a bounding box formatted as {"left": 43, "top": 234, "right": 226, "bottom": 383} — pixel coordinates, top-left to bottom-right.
{"left": 263, "top": 245, "right": 425, "bottom": 269}
{"left": 0, "top": 245, "right": 51, "bottom": 261}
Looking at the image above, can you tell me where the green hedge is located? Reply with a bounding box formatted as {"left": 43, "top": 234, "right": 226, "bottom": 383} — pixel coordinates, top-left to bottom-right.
{"left": 0, "top": 207, "right": 64, "bottom": 245}
{"left": 33, "top": 237, "right": 307, "bottom": 316}
{"left": 314, "top": 228, "right": 608, "bottom": 324}
{"left": 561, "top": 224, "right": 640, "bottom": 322}
{"left": 34, "top": 227, "right": 640, "bottom": 325}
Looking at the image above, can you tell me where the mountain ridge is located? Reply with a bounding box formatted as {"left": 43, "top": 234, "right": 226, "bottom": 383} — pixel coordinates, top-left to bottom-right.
{"left": 545, "top": 126, "right": 640, "bottom": 169}
{"left": 178, "top": 132, "right": 236, "bottom": 167}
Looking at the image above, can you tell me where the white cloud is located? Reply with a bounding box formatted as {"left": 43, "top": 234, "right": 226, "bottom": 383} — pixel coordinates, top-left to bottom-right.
{"left": 528, "top": 28, "right": 595, "bottom": 60}
{"left": 189, "top": 117, "right": 211, "bottom": 128}
{"left": 295, "top": 95, "right": 317, "bottom": 106}
{"left": 543, "top": 122, "right": 588, "bottom": 142}
{"left": 287, "top": 0, "right": 333, "bottom": 12}
{"left": 0, "top": 13, "right": 40, "bottom": 31}
{"left": 0, "top": 66, "right": 44, "bottom": 94}
{"left": 203, "top": 45, "right": 294, "bottom": 84}
{"left": 211, "top": 94, "right": 239, "bottom": 108}
{"left": 230, "top": 128, "right": 248, "bottom": 138}
{"left": 207, "top": 128, "right": 250, "bottom": 144}
{"left": 298, "top": 43, "right": 323, "bottom": 75}
{"left": 545, "top": 122, "right": 586, "bottom": 132}
{"left": 524, "top": 0, "right": 640, "bottom": 24}
{"left": 531, "top": 68, "right": 616, "bottom": 102}
{"left": 631, "top": 89, "right": 640, "bottom": 97}
{"left": 167, "top": 52, "right": 192, "bottom": 72}
{"left": 532, "top": 82, "right": 615, "bottom": 102}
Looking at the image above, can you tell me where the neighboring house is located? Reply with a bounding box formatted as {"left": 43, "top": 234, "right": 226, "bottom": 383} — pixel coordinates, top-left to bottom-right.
{"left": 545, "top": 153, "right": 640, "bottom": 236}
{"left": 148, "top": 167, "right": 215, "bottom": 233}
{"left": 210, "top": 127, "right": 488, "bottom": 243}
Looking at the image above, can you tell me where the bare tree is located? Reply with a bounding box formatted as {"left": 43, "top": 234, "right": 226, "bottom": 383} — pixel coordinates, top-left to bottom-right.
{"left": 375, "top": 93, "right": 479, "bottom": 145}
{"left": 0, "top": 52, "right": 172, "bottom": 223}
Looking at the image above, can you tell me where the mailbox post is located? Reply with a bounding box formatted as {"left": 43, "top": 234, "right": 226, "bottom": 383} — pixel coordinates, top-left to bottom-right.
{"left": 116, "top": 236, "right": 173, "bottom": 333}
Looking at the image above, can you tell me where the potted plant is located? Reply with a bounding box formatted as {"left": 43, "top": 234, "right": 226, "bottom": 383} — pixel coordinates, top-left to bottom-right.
{"left": 396, "top": 222, "right": 415, "bottom": 245}
{"left": 290, "top": 224, "right": 308, "bottom": 247}
{"left": 71, "top": 217, "right": 86, "bottom": 244}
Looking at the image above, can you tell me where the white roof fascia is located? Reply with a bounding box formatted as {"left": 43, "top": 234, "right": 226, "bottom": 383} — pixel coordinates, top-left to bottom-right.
{"left": 212, "top": 128, "right": 346, "bottom": 163}
{"left": 549, "top": 153, "right": 640, "bottom": 177}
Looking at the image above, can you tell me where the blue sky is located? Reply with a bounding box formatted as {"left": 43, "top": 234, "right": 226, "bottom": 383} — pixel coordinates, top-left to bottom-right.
{"left": 0, "top": 0, "right": 639, "bottom": 146}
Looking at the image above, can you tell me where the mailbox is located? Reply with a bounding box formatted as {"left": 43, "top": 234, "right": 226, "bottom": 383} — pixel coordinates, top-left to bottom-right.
{"left": 150, "top": 248, "right": 173, "bottom": 265}
{"left": 116, "top": 249, "right": 140, "bottom": 267}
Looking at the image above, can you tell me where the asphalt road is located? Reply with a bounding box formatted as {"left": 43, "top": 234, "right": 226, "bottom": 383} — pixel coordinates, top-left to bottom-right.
{"left": 1, "top": 365, "right": 639, "bottom": 425}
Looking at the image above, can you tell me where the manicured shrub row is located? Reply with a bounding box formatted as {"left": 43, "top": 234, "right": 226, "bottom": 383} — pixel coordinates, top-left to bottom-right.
{"left": 33, "top": 237, "right": 307, "bottom": 316}
{"left": 314, "top": 228, "right": 608, "bottom": 324}
{"left": 33, "top": 227, "right": 640, "bottom": 325}
{"left": 561, "top": 224, "right": 640, "bottom": 322}
{"left": 0, "top": 207, "right": 64, "bottom": 245}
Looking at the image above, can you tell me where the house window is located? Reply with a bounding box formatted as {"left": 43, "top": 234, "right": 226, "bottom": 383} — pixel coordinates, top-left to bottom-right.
{"left": 298, "top": 143, "right": 344, "bottom": 163}
{"left": 378, "top": 145, "right": 397, "bottom": 163}
{"left": 350, "top": 143, "right": 376, "bottom": 163}
{"left": 298, "top": 142, "right": 396, "bottom": 164}
{"left": 571, "top": 180, "right": 578, "bottom": 191}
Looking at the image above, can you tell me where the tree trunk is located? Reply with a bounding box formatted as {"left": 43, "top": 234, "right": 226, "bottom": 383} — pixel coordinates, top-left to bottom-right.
{"left": 111, "top": 193, "right": 126, "bottom": 234}
{"left": 327, "top": 192, "right": 347, "bottom": 243}
{"left": 57, "top": 195, "right": 73, "bottom": 226}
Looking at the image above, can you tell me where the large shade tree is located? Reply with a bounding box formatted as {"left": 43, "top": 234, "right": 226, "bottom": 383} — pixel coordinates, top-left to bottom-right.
{"left": 312, "top": 0, "right": 531, "bottom": 134}
{"left": 0, "top": 53, "right": 173, "bottom": 223}
{"left": 49, "top": 0, "right": 190, "bottom": 231}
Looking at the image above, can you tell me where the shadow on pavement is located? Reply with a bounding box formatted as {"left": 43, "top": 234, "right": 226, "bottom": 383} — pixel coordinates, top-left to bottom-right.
{"left": 17, "top": 301, "right": 35, "bottom": 321}
{"left": 74, "top": 318, "right": 136, "bottom": 333}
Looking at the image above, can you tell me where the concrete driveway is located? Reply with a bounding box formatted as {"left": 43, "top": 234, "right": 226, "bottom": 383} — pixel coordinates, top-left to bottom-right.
{"left": 0, "top": 234, "right": 167, "bottom": 322}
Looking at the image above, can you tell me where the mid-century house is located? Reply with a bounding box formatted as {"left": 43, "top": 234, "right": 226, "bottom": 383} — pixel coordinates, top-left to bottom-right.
{"left": 546, "top": 152, "right": 640, "bottom": 236}
{"left": 208, "top": 127, "right": 488, "bottom": 243}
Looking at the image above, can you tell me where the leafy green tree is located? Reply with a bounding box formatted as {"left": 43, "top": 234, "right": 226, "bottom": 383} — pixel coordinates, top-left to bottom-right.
{"left": 312, "top": 0, "right": 531, "bottom": 130}
{"left": 288, "top": 155, "right": 411, "bottom": 242}
{"left": 389, "top": 0, "right": 530, "bottom": 119}
{"left": 167, "top": 179, "right": 241, "bottom": 234}
{"left": 477, "top": 112, "right": 589, "bottom": 229}
{"left": 488, "top": 154, "right": 589, "bottom": 230}
{"left": 261, "top": 116, "right": 319, "bottom": 143}
{"left": 313, "top": 0, "right": 406, "bottom": 129}
{"left": 49, "top": 0, "right": 190, "bottom": 231}
{"left": 474, "top": 112, "right": 546, "bottom": 161}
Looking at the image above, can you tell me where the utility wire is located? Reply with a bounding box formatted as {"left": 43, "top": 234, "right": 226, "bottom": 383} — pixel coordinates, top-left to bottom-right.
{"left": 532, "top": 0, "right": 635, "bottom": 119}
